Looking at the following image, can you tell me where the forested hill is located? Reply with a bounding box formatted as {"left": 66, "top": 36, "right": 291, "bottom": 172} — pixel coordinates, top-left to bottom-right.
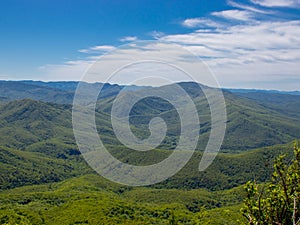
{"left": 0, "top": 81, "right": 299, "bottom": 191}
{"left": 0, "top": 81, "right": 299, "bottom": 224}
{"left": 0, "top": 80, "right": 299, "bottom": 152}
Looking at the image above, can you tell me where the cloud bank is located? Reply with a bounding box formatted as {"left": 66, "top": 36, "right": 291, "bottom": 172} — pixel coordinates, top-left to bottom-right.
{"left": 39, "top": 1, "right": 300, "bottom": 90}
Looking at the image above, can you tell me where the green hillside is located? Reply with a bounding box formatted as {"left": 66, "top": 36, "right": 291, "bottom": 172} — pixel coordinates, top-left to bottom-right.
{"left": 0, "top": 81, "right": 299, "bottom": 151}
{"left": 0, "top": 81, "right": 299, "bottom": 224}
{"left": 0, "top": 139, "right": 297, "bottom": 224}
{"left": 0, "top": 146, "right": 90, "bottom": 190}
{"left": 235, "top": 91, "right": 300, "bottom": 120}
{"left": 0, "top": 87, "right": 299, "bottom": 191}
{"left": 0, "top": 109, "right": 296, "bottom": 191}
{"left": 96, "top": 82, "right": 300, "bottom": 151}
{"left": 0, "top": 174, "right": 245, "bottom": 225}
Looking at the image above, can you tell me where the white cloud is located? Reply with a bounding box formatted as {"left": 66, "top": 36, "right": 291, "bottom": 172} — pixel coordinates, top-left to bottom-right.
{"left": 78, "top": 45, "right": 116, "bottom": 53}
{"left": 120, "top": 36, "right": 138, "bottom": 42}
{"left": 162, "top": 21, "right": 300, "bottom": 54}
{"left": 150, "top": 31, "right": 165, "bottom": 39}
{"left": 181, "top": 18, "right": 220, "bottom": 28}
{"left": 38, "top": 59, "right": 95, "bottom": 81}
{"left": 159, "top": 20, "right": 300, "bottom": 90}
{"left": 211, "top": 10, "right": 254, "bottom": 21}
{"left": 39, "top": 42, "right": 217, "bottom": 86}
{"left": 227, "top": 0, "right": 271, "bottom": 13}
{"left": 250, "top": 0, "right": 300, "bottom": 7}
{"left": 38, "top": 0, "right": 300, "bottom": 90}
{"left": 39, "top": 18, "right": 300, "bottom": 89}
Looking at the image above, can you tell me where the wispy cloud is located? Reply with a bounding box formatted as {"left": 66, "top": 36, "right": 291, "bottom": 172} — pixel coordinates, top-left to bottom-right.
{"left": 211, "top": 10, "right": 254, "bottom": 21}
{"left": 120, "top": 36, "right": 138, "bottom": 42}
{"left": 250, "top": 0, "right": 300, "bottom": 7}
{"left": 227, "top": 0, "right": 272, "bottom": 13}
{"left": 181, "top": 18, "right": 221, "bottom": 28}
{"left": 78, "top": 45, "right": 116, "bottom": 53}
{"left": 39, "top": 59, "right": 95, "bottom": 81}
{"left": 150, "top": 31, "right": 165, "bottom": 39}
{"left": 38, "top": 0, "right": 300, "bottom": 90}
{"left": 162, "top": 20, "right": 300, "bottom": 60}
{"left": 160, "top": 19, "right": 300, "bottom": 89}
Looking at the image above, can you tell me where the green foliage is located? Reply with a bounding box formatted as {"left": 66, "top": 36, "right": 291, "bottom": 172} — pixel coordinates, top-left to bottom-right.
{"left": 0, "top": 174, "right": 246, "bottom": 225}
{"left": 0, "top": 98, "right": 298, "bottom": 192}
{"left": 0, "top": 82, "right": 300, "bottom": 224}
{"left": 241, "top": 144, "right": 300, "bottom": 224}
{"left": 97, "top": 83, "right": 300, "bottom": 151}
{"left": 0, "top": 146, "right": 91, "bottom": 190}
{"left": 235, "top": 91, "right": 300, "bottom": 120}
{"left": 2, "top": 80, "right": 300, "bottom": 151}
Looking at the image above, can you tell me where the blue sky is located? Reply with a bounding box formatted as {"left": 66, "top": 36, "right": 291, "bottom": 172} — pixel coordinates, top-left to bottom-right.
{"left": 0, "top": 0, "right": 300, "bottom": 90}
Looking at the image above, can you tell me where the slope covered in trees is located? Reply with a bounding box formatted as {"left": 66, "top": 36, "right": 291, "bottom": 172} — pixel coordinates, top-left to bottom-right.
{"left": 0, "top": 81, "right": 299, "bottom": 224}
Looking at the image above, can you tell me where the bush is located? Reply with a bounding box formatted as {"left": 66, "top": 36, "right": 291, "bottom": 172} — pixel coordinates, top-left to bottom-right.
{"left": 241, "top": 144, "right": 300, "bottom": 224}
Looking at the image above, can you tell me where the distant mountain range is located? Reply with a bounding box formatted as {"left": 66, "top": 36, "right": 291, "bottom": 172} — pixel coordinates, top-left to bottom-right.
{"left": 1, "top": 80, "right": 299, "bottom": 104}
{"left": 0, "top": 80, "right": 149, "bottom": 104}
{"left": 226, "top": 88, "right": 300, "bottom": 95}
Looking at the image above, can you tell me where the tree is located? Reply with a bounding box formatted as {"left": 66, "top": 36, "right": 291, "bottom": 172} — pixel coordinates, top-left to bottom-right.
{"left": 241, "top": 144, "right": 300, "bottom": 225}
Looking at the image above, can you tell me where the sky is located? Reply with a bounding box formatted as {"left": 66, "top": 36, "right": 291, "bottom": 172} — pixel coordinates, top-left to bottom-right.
{"left": 0, "top": 0, "right": 300, "bottom": 90}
